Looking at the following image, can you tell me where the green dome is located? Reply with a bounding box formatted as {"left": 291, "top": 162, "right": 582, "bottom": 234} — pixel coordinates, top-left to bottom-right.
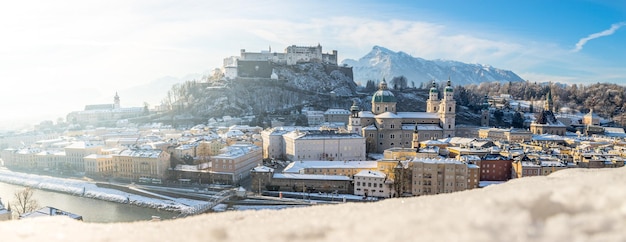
{"left": 372, "top": 90, "right": 397, "bottom": 103}
{"left": 430, "top": 87, "right": 438, "bottom": 93}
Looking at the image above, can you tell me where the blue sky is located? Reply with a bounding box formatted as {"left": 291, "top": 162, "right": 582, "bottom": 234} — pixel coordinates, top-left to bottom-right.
{"left": 0, "top": 0, "right": 624, "bottom": 129}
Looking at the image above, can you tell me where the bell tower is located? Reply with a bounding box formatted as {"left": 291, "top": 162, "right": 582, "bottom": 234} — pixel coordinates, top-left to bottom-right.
{"left": 481, "top": 95, "right": 490, "bottom": 127}
{"left": 348, "top": 100, "right": 362, "bottom": 134}
{"left": 427, "top": 80, "right": 439, "bottom": 113}
{"left": 411, "top": 123, "right": 420, "bottom": 149}
{"left": 439, "top": 79, "right": 456, "bottom": 138}
{"left": 114, "top": 92, "right": 120, "bottom": 109}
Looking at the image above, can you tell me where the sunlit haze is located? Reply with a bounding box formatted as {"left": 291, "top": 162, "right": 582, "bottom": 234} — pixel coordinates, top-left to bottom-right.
{"left": 1, "top": 0, "right": 625, "bottom": 130}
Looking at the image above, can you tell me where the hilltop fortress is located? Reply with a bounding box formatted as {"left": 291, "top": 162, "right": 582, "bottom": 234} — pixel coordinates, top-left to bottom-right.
{"left": 221, "top": 44, "right": 341, "bottom": 79}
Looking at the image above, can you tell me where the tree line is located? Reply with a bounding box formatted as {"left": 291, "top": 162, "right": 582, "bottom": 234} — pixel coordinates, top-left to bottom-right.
{"left": 455, "top": 81, "right": 626, "bottom": 118}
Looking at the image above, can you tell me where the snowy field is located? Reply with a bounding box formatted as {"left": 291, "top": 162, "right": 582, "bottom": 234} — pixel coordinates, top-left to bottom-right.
{"left": 0, "top": 169, "right": 208, "bottom": 214}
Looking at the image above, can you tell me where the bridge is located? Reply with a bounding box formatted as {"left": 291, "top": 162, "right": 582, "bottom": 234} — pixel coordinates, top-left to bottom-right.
{"left": 179, "top": 189, "right": 236, "bottom": 217}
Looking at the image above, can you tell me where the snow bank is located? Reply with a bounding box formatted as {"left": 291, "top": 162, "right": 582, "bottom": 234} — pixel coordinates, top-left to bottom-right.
{"left": 2, "top": 167, "right": 626, "bottom": 242}
{"left": 0, "top": 170, "right": 207, "bottom": 214}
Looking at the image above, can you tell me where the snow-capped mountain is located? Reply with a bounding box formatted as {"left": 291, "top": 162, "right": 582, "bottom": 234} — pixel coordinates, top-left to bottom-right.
{"left": 342, "top": 46, "right": 524, "bottom": 86}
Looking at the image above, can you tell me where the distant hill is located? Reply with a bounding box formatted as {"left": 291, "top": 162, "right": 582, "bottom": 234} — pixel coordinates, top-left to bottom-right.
{"left": 342, "top": 46, "right": 524, "bottom": 86}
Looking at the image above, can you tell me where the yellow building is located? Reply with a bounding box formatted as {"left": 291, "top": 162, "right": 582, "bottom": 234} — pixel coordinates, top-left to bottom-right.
{"left": 84, "top": 154, "right": 114, "bottom": 177}
{"left": 410, "top": 158, "right": 468, "bottom": 196}
{"left": 64, "top": 142, "right": 103, "bottom": 172}
{"left": 112, "top": 149, "right": 170, "bottom": 181}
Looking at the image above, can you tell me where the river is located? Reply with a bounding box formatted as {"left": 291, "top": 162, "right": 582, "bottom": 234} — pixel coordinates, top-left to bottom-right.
{"left": 0, "top": 182, "right": 178, "bottom": 223}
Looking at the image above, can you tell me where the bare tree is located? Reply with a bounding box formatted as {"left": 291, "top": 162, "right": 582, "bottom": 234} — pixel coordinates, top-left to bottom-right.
{"left": 12, "top": 187, "right": 39, "bottom": 217}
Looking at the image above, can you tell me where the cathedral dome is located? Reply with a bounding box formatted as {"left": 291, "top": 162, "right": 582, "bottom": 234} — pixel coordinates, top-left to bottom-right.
{"left": 372, "top": 80, "right": 397, "bottom": 103}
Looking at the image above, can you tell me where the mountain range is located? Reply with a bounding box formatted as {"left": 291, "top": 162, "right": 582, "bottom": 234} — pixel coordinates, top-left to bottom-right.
{"left": 342, "top": 46, "right": 525, "bottom": 86}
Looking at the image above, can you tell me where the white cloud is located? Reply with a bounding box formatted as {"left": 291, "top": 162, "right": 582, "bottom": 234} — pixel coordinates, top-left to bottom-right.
{"left": 572, "top": 22, "right": 626, "bottom": 52}
{"left": 0, "top": 1, "right": 624, "bottom": 129}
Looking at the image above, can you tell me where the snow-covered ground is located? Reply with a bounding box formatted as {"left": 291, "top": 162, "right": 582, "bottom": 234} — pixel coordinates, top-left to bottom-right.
{"left": 3, "top": 166, "right": 625, "bottom": 241}
{"left": 0, "top": 169, "right": 208, "bottom": 214}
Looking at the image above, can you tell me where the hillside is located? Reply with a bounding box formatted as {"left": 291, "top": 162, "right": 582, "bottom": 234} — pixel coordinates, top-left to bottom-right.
{"left": 159, "top": 62, "right": 358, "bottom": 126}
{"left": 343, "top": 46, "right": 525, "bottom": 86}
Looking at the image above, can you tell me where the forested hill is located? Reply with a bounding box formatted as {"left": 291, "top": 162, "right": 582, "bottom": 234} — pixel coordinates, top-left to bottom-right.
{"left": 457, "top": 81, "right": 626, "bottom": 117}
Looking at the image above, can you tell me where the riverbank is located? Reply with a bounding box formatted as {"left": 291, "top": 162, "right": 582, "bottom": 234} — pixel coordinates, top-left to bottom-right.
{"left": 0, "top": 168, "right": 208, "bottom": 214}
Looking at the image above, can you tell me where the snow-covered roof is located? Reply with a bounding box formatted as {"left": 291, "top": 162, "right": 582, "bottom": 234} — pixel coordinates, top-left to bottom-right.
{"left": 358, "top": 111, "right": 375, "bottom": 118}
{"left": 20, "top": 206, "right": 82, "bottom": 220}
{"left": 283, "top": 130, "right": 364, "bottom": 140}
{"left": 283, "top": 160, "right": 377, "bottom": 173}
{"left": 117, "top": 149, "right": 163, "bottom": 158}
{"left": 213, "top": 144, "right": 260, "bottom": 159}
{"left": 272, "top": 173, "right": 351, "bottom": 181}
{"left": 437, "top": 137, "right": 476, "bottom": 145}
{"left": 412, "top": 157, "right": 463, "bottom": 165}
{"left": 396, "top": 112, "right": 439, "bottom": 119}
{"left": 363, "top": 125, "right": 377, "bottom": 131}
{"left": 375, "top": 112, "right": 399, "bottom": 119}
{"left": 252, "top": 165, "right": 274, "bottom": 173}
{"left": 532, "top": 134, "right": 565, "bottom": 141}
{"left": 354, "top": 170, "right": 386, "bottom": 179}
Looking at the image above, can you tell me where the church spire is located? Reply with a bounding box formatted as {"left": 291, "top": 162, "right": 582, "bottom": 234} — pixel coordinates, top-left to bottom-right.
{"left": 114, "top": 92, "right": 121, "bottom": 109}
{"left": 544, "top": 87, "right": 553, "bottom": 112}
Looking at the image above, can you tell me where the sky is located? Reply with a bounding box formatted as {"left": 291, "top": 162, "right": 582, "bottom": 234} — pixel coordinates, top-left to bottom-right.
{"left": 0, "top": 0, "right": 625, "bottom": 130}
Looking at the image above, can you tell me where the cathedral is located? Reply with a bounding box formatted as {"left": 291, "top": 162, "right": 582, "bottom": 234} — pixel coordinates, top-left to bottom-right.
{"left": 348, "top": 80, "right": 456, "bottom": 153}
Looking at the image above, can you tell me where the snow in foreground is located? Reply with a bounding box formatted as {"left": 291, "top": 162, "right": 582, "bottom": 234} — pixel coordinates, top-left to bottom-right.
{"left": 2, "top": 167, "right": 626, "bottom": 242}
{"left": 0, "top": 169, "right": 208, "bottom": 214}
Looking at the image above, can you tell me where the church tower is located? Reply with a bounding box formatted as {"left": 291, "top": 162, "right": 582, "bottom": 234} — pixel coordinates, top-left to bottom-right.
{"left": 544, "top": 87, "right": 554, "bottom": 112}
{"left": 348, "top": 100, "right": 362, "bottom": 134}
{"left": 439, "top": 79, "right": 456, "bottom": 138}
{"left": 481, "top": 95, "right": 490, "bottom": 127}
{"left": 426, "top": 80, "right": 439, "bottom": 113}
{"left": 411, "top": 123, "right": 420, "bottom": 149}
{"left": 114, "top": 92, "right": 120, "bottom": 109}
